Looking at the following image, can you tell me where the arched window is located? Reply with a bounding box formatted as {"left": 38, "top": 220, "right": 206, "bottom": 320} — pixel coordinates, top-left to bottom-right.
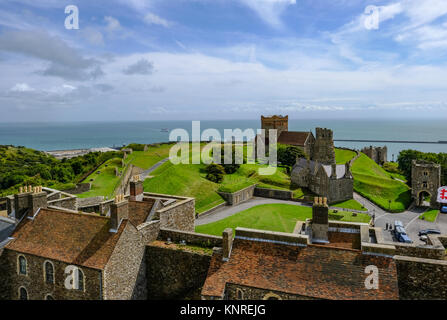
{"left": 263, "top": 292, "right": 282, "bottom": 300}
{"left": 77, "top": 268, "right": 84, "bottom": 291}
{"left": 44, "top": 261, "right": 54, "bottom": 284}
{"left": 236, "top": 288, "right": 244, "bottom": 300}
{"left": 45, "top": 294, "right": 54, "bottom": 300}
{"left": 18, "top": 255, "right": 27, "bottom": 275}
{"left": 19, "top": 287, "right": 28, "bottom": 300}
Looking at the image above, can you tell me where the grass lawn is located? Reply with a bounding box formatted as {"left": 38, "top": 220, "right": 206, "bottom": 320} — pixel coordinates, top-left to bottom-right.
{"left": 195, "top": 203, "right": 371, "bottom": 236}
{"left": 77, "top": 158, "right": 125, "bottom": 198}
{"left": 351, "top": 153, "right": 411, "bottom": 212}
{"left": 125, "top": 143, "right": 174, "bottom": 170}
{"left": 419, "top": 209, "right": 439, "bottom": 222}
{"left": 335, "top": 148, "right": 357, "bottom": 164}
{"left": 332, "top": 199, "right": 367, "bottom": 211}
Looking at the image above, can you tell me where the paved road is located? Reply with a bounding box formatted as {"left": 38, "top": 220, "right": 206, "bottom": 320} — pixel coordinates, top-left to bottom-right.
{"left": 354, "top": 192, "right": 447, "bottom": 244}
{"left": 139, "top": 158, "right": 169, "bottom": 180}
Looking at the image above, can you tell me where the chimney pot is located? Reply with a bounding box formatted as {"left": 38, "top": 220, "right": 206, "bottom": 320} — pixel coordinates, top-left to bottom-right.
{"left": 222, "top": 228, "right": 233, "bottom": 261}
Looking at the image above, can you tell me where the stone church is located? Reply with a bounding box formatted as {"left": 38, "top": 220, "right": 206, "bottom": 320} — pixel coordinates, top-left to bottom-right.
{"left": 291, "top": 158, "right": 353, "bottom": 204}
{"left": 260, "top": 115, "right": 335, "bottom": 164}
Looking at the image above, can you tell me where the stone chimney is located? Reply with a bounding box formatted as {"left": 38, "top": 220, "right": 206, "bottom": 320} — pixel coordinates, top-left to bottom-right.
{"left": 130, "top": 175, "right": 144, "bottom": 201}
{"left": 222, "top": 228, "right": 233, "bottom": 261}
{"left": 110, "top": 194, "right": 128, "bottom": 231}
{"left": 311, "top": 197, "right": 329, "bottom": 243}
{"left": 14, "top": 186, "right": 47, "bottom": 220}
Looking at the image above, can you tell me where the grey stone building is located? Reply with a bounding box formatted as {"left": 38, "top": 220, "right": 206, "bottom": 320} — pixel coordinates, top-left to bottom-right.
{"left": 291, "top": 158, "right": 353, "bottom": 204}
{"left": 361, "top": 146, "right": 387, "bottom": 166}
{"left": 411, "top": 160, "right": 441, "bottom": 208}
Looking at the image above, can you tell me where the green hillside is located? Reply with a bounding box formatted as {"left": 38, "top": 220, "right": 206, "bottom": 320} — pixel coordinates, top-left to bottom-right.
{"left": 351, "top": 153, "right": 411, "bottom": 212}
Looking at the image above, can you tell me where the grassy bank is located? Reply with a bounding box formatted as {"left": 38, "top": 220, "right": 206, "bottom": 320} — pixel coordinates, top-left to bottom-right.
{"left": 195, "top": 203, "right": 371, "bottom": 236}
{"left": 351, "top": 153, "right": 411, "bottom": 212}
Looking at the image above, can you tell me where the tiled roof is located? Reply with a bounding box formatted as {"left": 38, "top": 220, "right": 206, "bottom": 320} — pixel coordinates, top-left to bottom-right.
{"left": 202, "top": 239, "right": 399, "bottom": 300}
{"left": 278, "top": 131, "right": 311, "bottom": 146}
{"left": 128, "top": 199, "right": 155, "bottom": 226}
{"left": 6, "top": 209, "right": 126, "bottom": 270}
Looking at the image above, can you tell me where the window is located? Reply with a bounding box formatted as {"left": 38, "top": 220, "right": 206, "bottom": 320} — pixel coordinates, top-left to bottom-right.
{"left": 45, "top": 294, "right": 54, "bottom": 300}
{"left": 263, "top": 292, "right": 282, "bottom": 300}
{"left": 19, "top": 287, "right": 28, "bottom": 300}
{"left": 18, "top": 255, "right": 27, "bottom": 275}
{"left": 236, "top": 288, "right": 244, "bottom": 300}
{"left": 424, "top": 171, "right": 428, "bottom": 176}
{"left": 44, "top": 261, "right": 54, "bottom": 284}
{"left": 423, "top": 182, "right": 428, "bottom": 189}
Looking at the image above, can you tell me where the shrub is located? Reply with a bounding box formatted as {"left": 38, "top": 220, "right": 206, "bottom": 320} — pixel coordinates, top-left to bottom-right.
{"left": 205, "top": 163, "right": 225, "bottom": 183}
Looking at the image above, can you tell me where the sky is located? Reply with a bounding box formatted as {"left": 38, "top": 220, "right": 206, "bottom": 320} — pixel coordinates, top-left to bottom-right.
{"left": 1, "top": 0, "right": 447, "bottom": 121}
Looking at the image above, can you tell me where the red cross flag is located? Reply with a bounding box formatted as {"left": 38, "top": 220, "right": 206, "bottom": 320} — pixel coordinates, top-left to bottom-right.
{"left": 437, "top": 186, "right": 447, "bottom": 204}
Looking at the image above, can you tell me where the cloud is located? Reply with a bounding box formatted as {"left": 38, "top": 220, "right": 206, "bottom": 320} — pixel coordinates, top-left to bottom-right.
{"left": 144, "top": 12, "right": 171, "bottom": 27}
{"left": 123, "top": 58, "right": 154, "bottom": 75}
{"left": 10, "top": 83, "right": 35, "bottom": 92}
{"left": 104, "top": 16, "right": 122, "bottom": 32}
{"left": 238, "top": 0, "right": 296, "bottom": 28}
{"left": 0, "top": 30, "right": 104, "bottom": 81}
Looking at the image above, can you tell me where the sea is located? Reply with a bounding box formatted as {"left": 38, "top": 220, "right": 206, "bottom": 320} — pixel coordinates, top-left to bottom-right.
{"left": 0, "top": 119, "right": 446, "bottom": 159}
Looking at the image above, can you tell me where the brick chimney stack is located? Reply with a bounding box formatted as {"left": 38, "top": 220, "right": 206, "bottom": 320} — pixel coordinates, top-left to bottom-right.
{"left": 110, "top": 194, "right": 128, "bottom": 231}
{"left": 130, "top": 175, "right": 144, "bottom": 201}
{"left": 222, "top": 228, "right": 233, "bottom": 261}
{"left": 311, "top": 197, "right": 329, "bottom": 243}
{"left": 14, "top": 186, "right": 47, "bottom": 220}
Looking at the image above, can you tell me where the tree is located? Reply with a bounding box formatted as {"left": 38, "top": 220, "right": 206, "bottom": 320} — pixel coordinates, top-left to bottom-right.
{"left": 205, "top": 163, "right": 225, "bottom": 183}
{"left": 277, "top": 144, "right": 306, "bottom": 167}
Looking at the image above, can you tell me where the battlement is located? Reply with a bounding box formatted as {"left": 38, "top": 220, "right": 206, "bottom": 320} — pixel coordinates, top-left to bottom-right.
{"left": 315, "top": 127, "right": 333, "bottom": 139}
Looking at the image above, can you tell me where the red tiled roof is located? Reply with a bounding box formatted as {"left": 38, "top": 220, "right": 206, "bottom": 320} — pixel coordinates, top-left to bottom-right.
{"left": 278, "top": 131, "right": 311, "bottom": 146}
{"left": 6, "top": 209, "right": 126, "bottom": 270}
{"left": 202, "top": 239, "right": 399, "bottom": 300}
{"left": 128, "top": 199, "right": 155, "bottom": 226}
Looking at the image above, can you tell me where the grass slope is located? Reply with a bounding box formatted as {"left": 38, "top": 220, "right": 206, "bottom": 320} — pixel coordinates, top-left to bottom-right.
{"left": 332, "top": 199, "right": 367, "bottom": 211}
{"left": 335, "top": 148, "right": 357, "bottom": 164}
{"left": 195, "top": 203, "right": 371, "bottom": 236}
{"left": 351, "top": 153, "right": 411, "bottom": 212}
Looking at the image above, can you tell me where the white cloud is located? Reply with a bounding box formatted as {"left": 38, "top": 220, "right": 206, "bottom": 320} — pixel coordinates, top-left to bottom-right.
{"left": 10, "top": 83, "right": 35, "bottom": 92}
{"left": 238, "top": 0, "right": 296, "bottom": 28}
{"left": 104, "top": 16, "right": 122, "bottom": 32}
{"left": 144, "top": 13, "right": 171, "bottom": 27}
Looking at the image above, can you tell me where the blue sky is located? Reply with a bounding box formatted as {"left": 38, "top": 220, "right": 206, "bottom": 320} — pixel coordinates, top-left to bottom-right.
{"left": 1, "top": 0, "right": 447, "bottom": 121}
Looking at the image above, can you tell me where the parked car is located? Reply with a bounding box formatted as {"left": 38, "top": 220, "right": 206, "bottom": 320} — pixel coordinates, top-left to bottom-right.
{"left": 394, "top": 226, "right": 406, "bottom": 235}
{"left": 394, "top": 220, "right": 404, "bottom": 229}
{"left": 397, "top": 232, "right": 413, "bottom": 243}
{"left": 420, "top": 235, "right": 428, "bottom": 242}
{"left": 418, "top": 229, "right": 441, "bottom": 236}
{"left": 441, "top": 206, "right": 447, "bottom": 214}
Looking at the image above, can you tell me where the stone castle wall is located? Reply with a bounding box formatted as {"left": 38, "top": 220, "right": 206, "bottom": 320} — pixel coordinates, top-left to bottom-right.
{"left": 218, "top": 185, "right": 256, "bottom": 206}
{"left": 145, "top": 243, "right": 212, "bottom": 299}
{"left": 361, "top": 146, "right": 387, "bottom": 166}
{"left": 0, "top": 249, "right": 102, "bottom": 300}
{"left": 395, "top": 255, "right": 447, "bottom": 300}
{"left": 103, "top": 222, "right": 146, "bottom": 300}
{"left": 253, "top": 187, "right": 293, "bottom": 200}
{"left": 411, "top": 160, "right": 441, "bottom": 208}
{"left": 158, "top": 198, "right": 195, "bottom": 232}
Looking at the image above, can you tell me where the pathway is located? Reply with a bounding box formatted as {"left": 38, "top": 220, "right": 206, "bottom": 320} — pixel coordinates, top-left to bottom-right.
{"left": 139, "top": 158, "right": 169, "bottom": 180}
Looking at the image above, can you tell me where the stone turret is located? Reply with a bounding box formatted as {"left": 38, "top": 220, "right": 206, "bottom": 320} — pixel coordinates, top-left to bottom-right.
{"left": 312, "top": 128, "right": 335, "bottom": 165}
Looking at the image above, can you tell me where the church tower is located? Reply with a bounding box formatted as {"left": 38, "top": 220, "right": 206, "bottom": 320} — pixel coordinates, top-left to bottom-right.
{"left": 312, "top": 128, "right": 335, "bottom": 165}
{"left": 261, "top": 115, "right": 288, "bottom": 140}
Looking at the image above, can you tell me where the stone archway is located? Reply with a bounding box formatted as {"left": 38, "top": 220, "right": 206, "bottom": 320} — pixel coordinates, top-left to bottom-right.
{"left": 417, "top": 190, "right": 431, "bottom": 207}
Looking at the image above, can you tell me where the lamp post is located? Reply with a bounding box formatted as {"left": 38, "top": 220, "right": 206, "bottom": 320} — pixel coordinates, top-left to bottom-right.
{"left": 372, "top": 208, "right": 375, "bottom": 226}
